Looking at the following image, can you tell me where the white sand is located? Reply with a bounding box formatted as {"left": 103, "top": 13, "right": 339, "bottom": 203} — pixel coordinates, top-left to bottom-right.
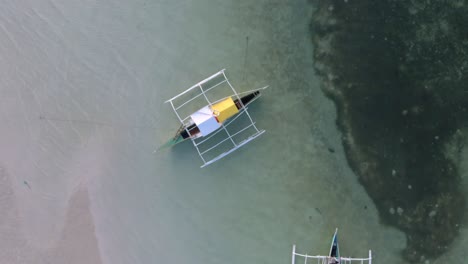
{"left": 4, "top": 0, "right": 465, "bottom": 264}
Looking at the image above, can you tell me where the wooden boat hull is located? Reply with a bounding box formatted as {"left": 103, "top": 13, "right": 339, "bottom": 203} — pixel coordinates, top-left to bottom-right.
{"left": 291, "top": 229, "right": 372, "bottom": 264}
{"left": 328, "top": 228, "right": 340, "bottom": 264}
{"left": 158, "top": 134, "right": 188, "bottom": 150}
{"left": 160, "top": 90, "right": 262, "bottom": 150}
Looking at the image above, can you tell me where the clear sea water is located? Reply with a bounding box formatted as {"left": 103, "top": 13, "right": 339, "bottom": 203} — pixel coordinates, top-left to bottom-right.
{"left": 1, "top": 0, "right": 467, "bottom": 263}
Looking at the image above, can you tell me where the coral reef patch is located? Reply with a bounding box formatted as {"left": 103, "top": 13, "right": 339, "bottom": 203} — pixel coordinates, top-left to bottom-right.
{"left": 309, "top": 0, "right": 468, "bottom": 261}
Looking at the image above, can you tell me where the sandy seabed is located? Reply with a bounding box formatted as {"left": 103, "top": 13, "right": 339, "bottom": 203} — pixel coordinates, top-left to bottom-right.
{"left": 3, "top": 1, "right": 466, "bottom": 264}
{"left": 1, "top": 0, "right": 399, "bottom": 263}
{"left": 0, "top": 168, "right": 101, "bottom": 263}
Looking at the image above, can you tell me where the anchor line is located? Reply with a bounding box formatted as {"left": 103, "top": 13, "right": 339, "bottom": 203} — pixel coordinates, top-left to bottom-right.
{"left": 38, "top": 115, "right": 157, "bottom": 130}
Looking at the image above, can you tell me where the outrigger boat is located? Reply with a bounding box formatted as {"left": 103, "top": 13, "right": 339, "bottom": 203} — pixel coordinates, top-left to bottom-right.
{"left": 292, "top": 229, "right": 372, "bottom": 264}
{"left": 162, "top": 69, "right": 268, "bottom": 167}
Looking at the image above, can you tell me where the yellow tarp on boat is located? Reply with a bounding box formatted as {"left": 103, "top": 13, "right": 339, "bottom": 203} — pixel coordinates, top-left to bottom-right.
{"left": 211, "top": 97, "right": 239, "bottom": 123}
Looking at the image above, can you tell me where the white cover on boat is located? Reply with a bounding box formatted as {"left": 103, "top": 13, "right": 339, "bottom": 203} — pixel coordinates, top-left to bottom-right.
{"left": 190, "top": 106, "right": 220, "bottom": 136}
{"left": 165, "top": 69, "right": 268, "bottom": 167}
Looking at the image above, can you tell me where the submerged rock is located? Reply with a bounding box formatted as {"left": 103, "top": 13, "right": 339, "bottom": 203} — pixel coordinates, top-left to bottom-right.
{"left": 309, "top": 0, "right": 468, "bottom": 261}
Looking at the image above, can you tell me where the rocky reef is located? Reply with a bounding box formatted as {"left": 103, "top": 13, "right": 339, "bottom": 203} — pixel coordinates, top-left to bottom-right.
{"left": 309, "top": 0, "right": 468, "bottom": 261}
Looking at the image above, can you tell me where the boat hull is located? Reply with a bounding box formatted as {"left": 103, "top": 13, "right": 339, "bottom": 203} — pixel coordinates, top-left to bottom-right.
{"left": 158, "top": 134, "right": 188, "bottom": 150}
{"left": 328, "top": 229, "right": 340, "bottom": 264}
{"left": 162, "top": 90, "right": 262, "bottom": 149}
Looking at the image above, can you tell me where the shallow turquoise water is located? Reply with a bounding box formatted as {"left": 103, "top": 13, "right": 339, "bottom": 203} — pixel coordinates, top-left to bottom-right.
{"left": 81, "top": 1, "right": 406, "bottom": 263}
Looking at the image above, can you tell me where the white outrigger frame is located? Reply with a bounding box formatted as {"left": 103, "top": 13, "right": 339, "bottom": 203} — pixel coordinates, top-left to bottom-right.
{"left": 292, "top": 245, "right": 372, "bottom": 264}
{"left": 165, "top": 69, "right": 267, "bottom": 168}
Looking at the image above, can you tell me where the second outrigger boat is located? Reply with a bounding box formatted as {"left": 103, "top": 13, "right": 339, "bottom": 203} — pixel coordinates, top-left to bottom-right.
{"left": 161, "top": 69, "right": 268, "bottom": 167}
{"left": 292, "top": 229, "right": 372, "bottom": 264}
